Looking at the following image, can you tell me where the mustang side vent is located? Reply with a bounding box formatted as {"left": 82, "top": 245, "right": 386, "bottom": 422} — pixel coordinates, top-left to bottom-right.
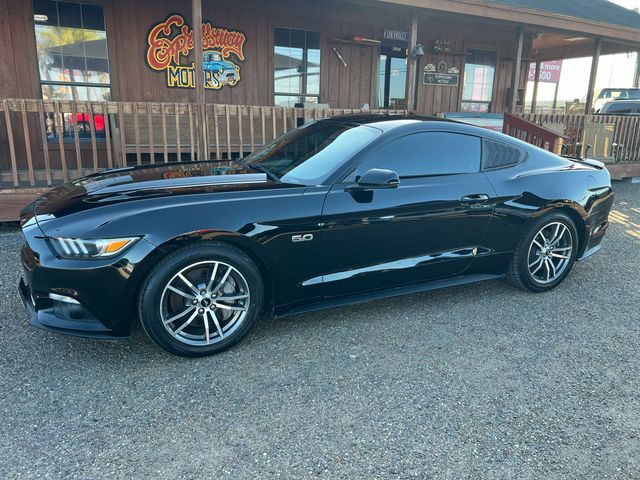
{"left": 482, "top": 139, "right": 526, "bottom": 170}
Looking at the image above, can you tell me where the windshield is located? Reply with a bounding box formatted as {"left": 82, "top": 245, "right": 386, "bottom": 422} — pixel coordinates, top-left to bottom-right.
{"left": 205, "top": 52, "right": 221, "bottom": 61}
{"left": 241, "top": 121, "right": 380, "bottom": 185}
{"left": 600, "top": 89, "right": 640, "bottom": 100}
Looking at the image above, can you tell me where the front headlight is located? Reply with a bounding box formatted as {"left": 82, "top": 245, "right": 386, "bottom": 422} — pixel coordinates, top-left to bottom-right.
{"left": 51, "top": 237, "right": 140, "bottom": 259}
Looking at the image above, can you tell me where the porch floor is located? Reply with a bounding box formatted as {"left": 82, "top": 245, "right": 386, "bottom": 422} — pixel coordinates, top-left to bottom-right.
{"left": 0, "top": 189, "right": 46, "bottom": 223}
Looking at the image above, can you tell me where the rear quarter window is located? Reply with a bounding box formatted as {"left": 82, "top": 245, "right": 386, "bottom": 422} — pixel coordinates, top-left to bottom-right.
{"left": 482, "top": 139, "right": 526, "bottom": 170}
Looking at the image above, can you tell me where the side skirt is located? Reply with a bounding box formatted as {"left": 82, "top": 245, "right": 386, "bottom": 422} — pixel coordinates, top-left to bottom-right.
{"left": 275, "top": 273, "right": 504, "bottom": 318}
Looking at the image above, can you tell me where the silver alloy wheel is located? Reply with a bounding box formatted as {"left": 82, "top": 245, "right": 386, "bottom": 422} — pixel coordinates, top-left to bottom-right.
{"left": 527, "top": 222, "right": 574, "bottom": 285}
{"left": 159, "top": 261, "right": 250, "bottom": 346}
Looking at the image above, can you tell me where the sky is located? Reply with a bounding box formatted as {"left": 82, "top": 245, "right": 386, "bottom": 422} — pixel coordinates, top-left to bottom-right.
{"left": 525, "top": 0, "right": 640, "bottom": 107}
{"left": 609, "top": 0, "right": 640, "bottom": 8}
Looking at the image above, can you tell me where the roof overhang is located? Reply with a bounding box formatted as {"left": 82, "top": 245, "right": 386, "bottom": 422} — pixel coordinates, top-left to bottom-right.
{"left": 374, "top": 0, "right": 640, "bottom": 45}
{"left": 531, "top": 34, "right": 638, "bottom": 61}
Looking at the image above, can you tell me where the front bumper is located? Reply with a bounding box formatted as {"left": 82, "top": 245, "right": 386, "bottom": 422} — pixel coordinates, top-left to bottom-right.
{"left": 18, "top": 277, "right": 127, "bottom": 339}
{"left": 19, "top": 226, "right": 157, "bottom": 339}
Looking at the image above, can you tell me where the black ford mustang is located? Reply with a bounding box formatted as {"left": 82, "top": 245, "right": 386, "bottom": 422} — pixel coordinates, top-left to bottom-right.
{"left": 19, "top": 115, "right": 613, "bottom": 357}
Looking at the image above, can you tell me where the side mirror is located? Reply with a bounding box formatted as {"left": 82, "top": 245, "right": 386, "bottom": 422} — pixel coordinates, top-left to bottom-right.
{"left": 348, "top": 168, "right": 400, "bottom": 191}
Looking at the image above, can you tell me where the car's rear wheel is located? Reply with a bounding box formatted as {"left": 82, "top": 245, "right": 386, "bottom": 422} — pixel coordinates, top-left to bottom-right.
{"left": 138, "top": 242, "right": 263, "bottom": 357}
{"left": 507, "top": 212, "right": 579, "bottom": 292}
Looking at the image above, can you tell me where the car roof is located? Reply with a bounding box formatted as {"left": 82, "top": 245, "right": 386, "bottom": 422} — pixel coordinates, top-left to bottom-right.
{"left": 313, "top": 113, "right": 541, "bottom": 150}
{"left": 601, "top": 87, "right": 640, "bottom": 91}
{"left": 315, "top": 113, "right": 456, "bottom": 132}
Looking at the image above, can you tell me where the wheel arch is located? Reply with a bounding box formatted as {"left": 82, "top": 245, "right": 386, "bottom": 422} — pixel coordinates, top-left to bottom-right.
{"left": 556, "top": 205, "right": 589, "bottom": 257}
{"left": 128, "top": 231, "right": 276, "bottom": 322}
{"left": 533, "top": 201, "right": 589, "bottom": 258}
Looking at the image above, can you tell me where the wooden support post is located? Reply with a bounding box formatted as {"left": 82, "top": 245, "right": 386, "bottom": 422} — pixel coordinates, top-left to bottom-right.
{"left": 531, "top": 60, "right": 540, "bottom": 113}
{"left": 634, "top": 51, "right": 640, "bottom": 88}
{"left": 509, "top": 26, "right": 524, "bottom": 113}
{"left": 552, "top": 82, "right": 560, "bottom": 110}
{"left": 585, "top": 38, "right": 602, "bottom": 115}
{"left": 405, "top": 13, "right": 419, "bottom": 112}
{"left": 192, "top": 0, "right": 206, "bottom": 160}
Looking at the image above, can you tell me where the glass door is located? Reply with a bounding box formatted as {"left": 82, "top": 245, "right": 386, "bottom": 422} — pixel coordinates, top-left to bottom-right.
{"left": 377, "top": 46, "right": 407, "bottom": 109}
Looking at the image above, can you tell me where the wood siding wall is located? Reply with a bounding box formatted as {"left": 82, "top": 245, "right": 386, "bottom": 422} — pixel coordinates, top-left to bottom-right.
{"left": 0, "top": 0, "right": 531, "bottom": 111}
{"left": 0, "top": 0, "right": 534, "bottom": 175}
{"left": 415, "top": 16, "right": 533, "bottom": 114}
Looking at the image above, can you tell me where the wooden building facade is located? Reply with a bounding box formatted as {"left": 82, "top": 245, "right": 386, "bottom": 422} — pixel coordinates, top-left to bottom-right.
{"left": 0, "top": 0, "right": 533, "bottom": 112}
{"left": 0, "top": 0, "right": 639, "bottom": 195}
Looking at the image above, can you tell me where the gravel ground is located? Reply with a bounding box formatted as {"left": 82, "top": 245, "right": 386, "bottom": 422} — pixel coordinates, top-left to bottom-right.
{"left": 0, "top": 181, "right": 639, "bottom": 479}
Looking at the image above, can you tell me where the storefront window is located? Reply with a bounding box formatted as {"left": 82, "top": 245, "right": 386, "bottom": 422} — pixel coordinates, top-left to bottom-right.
{"left": 33, "top": 0, "right": 111, "bottom": 142}
{"left": 33, "top": 0, "right": 111, "bottom": 102}
{"left": 461, "top": 49, "right": 496, "bottom": 113}
{"left": 274, "top": 27, "right": 320, "bottom": 107}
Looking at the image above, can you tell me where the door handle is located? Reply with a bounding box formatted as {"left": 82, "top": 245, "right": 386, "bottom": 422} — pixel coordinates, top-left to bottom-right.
{"left": 461, "top": 194, "right": 490, "bottom": 203}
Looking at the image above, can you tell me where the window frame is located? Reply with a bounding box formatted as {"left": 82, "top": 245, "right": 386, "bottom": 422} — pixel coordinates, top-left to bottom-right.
{"left": 460, "top": 48, "right": 498, "bottom": 113}
{"left": 346, "top": 130, "right": 484, "bottom": 182}
{"left": 33, "top": 0, "right": 113, "bottom": 102}
{"left": 272, "top": 26, "right": 322, "bottom": 107}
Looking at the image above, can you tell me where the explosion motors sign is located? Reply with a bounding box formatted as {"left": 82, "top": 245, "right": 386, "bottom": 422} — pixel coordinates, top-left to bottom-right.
{"left": 146, "top": 14, "right": 246, "bottom": 90}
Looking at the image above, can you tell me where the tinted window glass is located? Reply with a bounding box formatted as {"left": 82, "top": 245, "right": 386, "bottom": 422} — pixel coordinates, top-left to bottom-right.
{"left": 242, "top": 122, "right": 379, "bottom": 185}
{"left": 603, "top": 102, "right": 637, "bottom": 114}
{"left": 356, "top": 132, "right": 481, "bottom": 178}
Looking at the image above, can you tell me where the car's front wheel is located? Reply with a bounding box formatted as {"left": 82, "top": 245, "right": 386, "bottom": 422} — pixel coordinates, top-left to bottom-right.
{"left": 138, "top": 242, "right": 263, "bottom": 357}
{"left": 507, "top": 212, "right": 579, "bottom": 292}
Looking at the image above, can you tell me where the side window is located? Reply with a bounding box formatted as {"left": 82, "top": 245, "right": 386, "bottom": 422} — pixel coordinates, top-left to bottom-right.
{"left": 606, "top": 103, "right": 634, "bottom": 114}
{"left": 355, "top": 132, "right": 481, "bottom": 179}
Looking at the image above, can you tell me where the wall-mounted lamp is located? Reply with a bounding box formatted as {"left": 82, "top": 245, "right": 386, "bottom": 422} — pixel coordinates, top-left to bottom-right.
{"left": 410, "top": 43, "right": 425, "bottom": 61}
{"left": 410, "top": 43, "right": 425, "bottom": 112}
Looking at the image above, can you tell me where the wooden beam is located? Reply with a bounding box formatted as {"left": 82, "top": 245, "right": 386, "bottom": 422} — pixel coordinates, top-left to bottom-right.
{"left": 192, "top": 0, "right": 205, "bottom": 160}
{"left": 374, "top": 0, "right": 640, "bottom": 44}
{"left": 533, "top": 39, "right": 634, "bottom": 62}
{"left": 509, "top": 26, "right": 524, "bottom": 113}
{"left": 531, "top": 60, "right": 540, "bottom": 113}
{"left": 584, "top": 38, "right": 602, "bottom": 115}
{"left": 405, "top": 13, "right": 419, "bottom": 111}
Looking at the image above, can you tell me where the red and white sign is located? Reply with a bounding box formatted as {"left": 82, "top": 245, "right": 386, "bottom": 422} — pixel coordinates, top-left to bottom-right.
{"left": 528, "top": 60, "right": 563, "bottom": 84}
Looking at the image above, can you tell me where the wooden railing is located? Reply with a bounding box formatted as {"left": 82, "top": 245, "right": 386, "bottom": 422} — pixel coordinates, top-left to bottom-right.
{"left": 515, "top": 112, "right": 640, "bottom": 163}
{"left": 0, "top": 99, "right": 406, "bottom": 188}
{"left": 503, "top": 113, "right": 565, "bottom": 155}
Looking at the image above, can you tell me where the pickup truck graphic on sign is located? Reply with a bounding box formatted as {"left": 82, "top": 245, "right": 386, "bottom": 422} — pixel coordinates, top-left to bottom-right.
{"left": 204, "top": 50, "right": 240, "bottom": 88}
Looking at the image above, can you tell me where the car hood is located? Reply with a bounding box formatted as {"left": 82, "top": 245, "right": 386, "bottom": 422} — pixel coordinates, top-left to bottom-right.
{"left": 22, "top": 162, "right": 294, "bottom": 235}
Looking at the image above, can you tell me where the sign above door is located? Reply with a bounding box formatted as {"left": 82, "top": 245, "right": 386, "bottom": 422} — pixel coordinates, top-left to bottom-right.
{"left": 383, "top": 29, "right": 409, "bottom": 43}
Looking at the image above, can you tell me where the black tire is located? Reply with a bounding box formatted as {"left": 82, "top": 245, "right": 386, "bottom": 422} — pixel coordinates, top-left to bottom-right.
{"left": 138, "top": 242, "right": 263, "bottom": 357}
{"left": 507, "top": 212, "right": 579, "bottom": 293}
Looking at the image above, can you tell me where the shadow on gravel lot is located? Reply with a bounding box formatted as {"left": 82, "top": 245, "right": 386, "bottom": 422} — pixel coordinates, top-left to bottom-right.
{"left": 0, "top": 182, "right": 639, "bottom": 479}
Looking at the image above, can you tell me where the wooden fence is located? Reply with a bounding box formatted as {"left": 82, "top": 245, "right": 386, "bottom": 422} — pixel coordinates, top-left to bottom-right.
{"left": 0, "top": 99, "right": 405, "bottom": 188}
{"left": 516, "top": 112, "right": 640, "bottom": 163}
{"left": 503, "top": 113, "right": 564, "bottom": 154}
